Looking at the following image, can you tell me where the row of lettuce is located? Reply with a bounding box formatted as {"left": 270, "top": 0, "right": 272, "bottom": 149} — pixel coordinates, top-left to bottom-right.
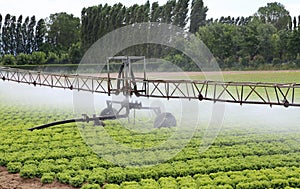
{"left": 92, "top": 167, "right": 300, "bottom": 189}
{"left": 3, "top": 151, "right": 300, "bottom": 188}
{"left": 1, "top": 102, "right": 300, "bottom": 188}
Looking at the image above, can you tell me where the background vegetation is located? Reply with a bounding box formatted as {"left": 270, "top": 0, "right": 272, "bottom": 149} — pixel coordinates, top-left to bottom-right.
{"left": 0, "top": 0, "right": 299, "bottom": 70}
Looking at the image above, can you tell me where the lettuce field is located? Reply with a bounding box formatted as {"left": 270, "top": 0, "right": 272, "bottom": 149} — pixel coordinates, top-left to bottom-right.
{"left": 1, "top": 71, "right": 300, "bottom": 189}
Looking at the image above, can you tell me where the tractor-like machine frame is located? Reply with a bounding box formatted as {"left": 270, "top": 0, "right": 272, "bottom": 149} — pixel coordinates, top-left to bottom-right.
{"left": 1, "top": 56, "right": 300, "bottom": 130}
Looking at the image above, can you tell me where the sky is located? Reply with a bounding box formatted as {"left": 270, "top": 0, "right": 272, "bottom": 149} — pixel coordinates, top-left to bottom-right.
{"left": 0, "top": 0, "right": 299, "bottom": 21}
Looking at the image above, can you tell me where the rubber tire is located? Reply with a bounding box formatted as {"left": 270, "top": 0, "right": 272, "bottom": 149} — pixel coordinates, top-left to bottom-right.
{"left": 154, "top": 112, "right": 176, "bottom": 128}
{"left": 100, "top": 108, "right": 117, "bottom": 116}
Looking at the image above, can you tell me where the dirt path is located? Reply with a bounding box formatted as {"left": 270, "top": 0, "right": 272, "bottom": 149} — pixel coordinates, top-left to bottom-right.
{"left": 0, "top": 167, "right": 76, "bottom": 189}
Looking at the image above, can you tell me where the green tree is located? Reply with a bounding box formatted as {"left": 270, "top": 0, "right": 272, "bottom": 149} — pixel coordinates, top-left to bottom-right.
{"left": 59, "top": 53, "right": 69, "bottom": 64}
{"left": 116, "top": 4, "right": 126, "bottom": 27}
{"left": 255, "top": 2, "right": 290, "bottom": 31}
{"left": 46, "top": 52, "right": 59, "bottom": 64}
{"left": 161, "top": 0, "right": 176, "bottom": 24}
{"left": 68, "top": 42, "right": 82, "bottom": 64}
{"left": 16, "top": 53, "right": 30, "bottom": 65}
{"left": 9, "top": 16, "right": 17, "bottom": 55}
{"left": 31, "top": 51, "right": 46, "bottom": 65}
{"left": 189, "top": 0, "right": 208, "bottom": 33}
{"left": 126, "top": 4, "right": 139, "bottom": 24}
{"left": 138, "top": 0, "right": 150, "bottom": 22}
{"left": 0, "top": 14, "right": 2, "bottom": 55}
{"left": 27, "top": 16, "right": 36, "bottom": 53}
{"left": 150, "top": 2, "right": 161, "bottom": 22}
{"left": 238, "top": 21, "right": 260, "bottom": 60}
{"left": 81, "top": 5, "right": 109, "bottom": 52}
{"left": 1, "top": 54, "right": 16, "bottom": 65}
{"left": 197, "top": 22, "right": 240, "bottom": 65}
{"left": 99, "top": 5, "right": 108, "bottom": 39}
{"left": 16, "top": 15, "right": 23, "bottom": 54}
{"left": 288, "top": 27, "right": 300, "bottom": 59}
{"left": 124, "top": 5, "right": 134, "bottom": 24}
{"left": 293, "top": 16, "right": 297, "bottom": 30}
{"left": 2, "top": 14, "right": 12, "bottom": 54}
{"left": 238, "top": 19, "right": 280, "bottom": 64}
{"left": 109, "top": 3, "right": 126, "bottom": 30}
{"left": 35, "top": 19, "right": 46, "bottom": 51}
{"left": 81, "top": 7, "right": 90, "bottom": 51}
{"left": 288, "top": 16, "right": 292, "bottom": 30}
{"left": 173, "top": 0, "right": 189, "bottom": 28}
{"left": 21, "top": 16, "right": 29, "bottom": 54}
{"left": 46, "top": 12, "right": 80, "bottom": 53}
{"left": 273, "top": 29, "right": 290, "bottom": 60}
{"left": 256, "top": 22, "right": 277, "bottom": 62}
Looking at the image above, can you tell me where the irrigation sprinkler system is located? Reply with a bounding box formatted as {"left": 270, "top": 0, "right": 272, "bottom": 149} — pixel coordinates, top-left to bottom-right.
{"left": 1, "top": 56, "right": 300, "bottom": 130}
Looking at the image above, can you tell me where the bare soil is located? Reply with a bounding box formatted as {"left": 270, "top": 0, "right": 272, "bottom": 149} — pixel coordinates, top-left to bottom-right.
{"left": 0, "top": 167, "right": 77, "bottom": 189}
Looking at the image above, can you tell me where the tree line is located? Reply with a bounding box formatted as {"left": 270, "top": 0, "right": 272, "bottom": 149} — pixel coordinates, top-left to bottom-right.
{"left": 0, "top": 0, "right": 300, "bottom": 70}
{"left": 0, "top": 12, "right": 81, "bottom": 65}
{"left": 197, "top": 2, "right": 300, "bottom": 70}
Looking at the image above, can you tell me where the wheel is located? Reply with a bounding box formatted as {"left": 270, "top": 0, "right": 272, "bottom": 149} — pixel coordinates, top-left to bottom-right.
{"left": 153, "top": 112, "right": 176, "bottom": 128}
{"left": 100, "top": 108, "right": 118, "bottom": 116}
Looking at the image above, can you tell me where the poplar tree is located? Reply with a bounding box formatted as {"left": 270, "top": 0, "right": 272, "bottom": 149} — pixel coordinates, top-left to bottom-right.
{"left": 16, "top": 15, "right": 23, "bottom": 54}
{"left": 21, "top": 16, "right": 29, "bottom": 53}
{"left": 27, "top": 16, "right": 36, "bottom": 53}
{"left": 150, "top": 2, "right": 161, "bottom": 22}
{"left": 189, "top": 0, "right": 208, "bottom": 33}
{"left": 10, "top": 16, "right": 17, "bottom": 55}
{"left": 35, "top": 19, "right": 46, "bottom": 51}
{"left": 173, "top": 0, "right": 189, "bottom": 28}
{"left": 0, "top": 14, "right": 2, "bottom": 55}
{"left": 293, "top": 16, "right": 297, "bottom": 30}
{"left": 161, "top": 0, "right": 176, "bottom": 24}
{"left": 2, "top": 14, "right": 11, "bottom": 54}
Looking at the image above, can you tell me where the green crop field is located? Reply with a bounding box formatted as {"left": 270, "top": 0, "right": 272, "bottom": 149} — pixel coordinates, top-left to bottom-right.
{"left": 0, "top": 71, "right": 300, "bottom": 189}
{"left": 189, "top": 71, "right": 300, "bottom": 83}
